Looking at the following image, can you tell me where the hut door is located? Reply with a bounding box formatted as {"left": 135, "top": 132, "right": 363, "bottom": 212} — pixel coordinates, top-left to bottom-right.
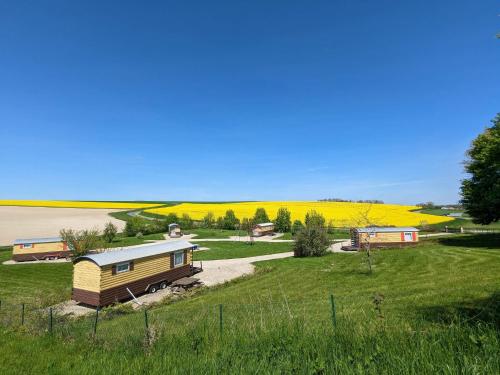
{"left": 403, "top": 232, "right": 413, "bottom": 242}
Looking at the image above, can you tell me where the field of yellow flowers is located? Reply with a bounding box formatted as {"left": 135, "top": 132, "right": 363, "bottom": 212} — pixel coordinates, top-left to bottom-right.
{"left": 0, "top": 200, "right": 159, "bottom": 209}
{"left": 145, "top": 201, "right": 452, "bottom": 227}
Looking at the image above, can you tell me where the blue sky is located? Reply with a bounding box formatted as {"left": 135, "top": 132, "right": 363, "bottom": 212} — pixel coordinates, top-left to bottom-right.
{"left": 0, "top": 1, "right": 498, "bottom": 204}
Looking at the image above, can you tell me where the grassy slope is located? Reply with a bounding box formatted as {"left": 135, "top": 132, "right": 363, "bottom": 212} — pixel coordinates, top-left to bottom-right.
{"left": 0, "top": 235, "right": 499, "bottom": 373}
{"left": 0, "top": 247, "right": 72, "bottom": 305}
{"left": 192, "top": 241, "right": 292, "bottom": 261}
{"left": 107, "top": 233, "right": 165, "bottom": 248}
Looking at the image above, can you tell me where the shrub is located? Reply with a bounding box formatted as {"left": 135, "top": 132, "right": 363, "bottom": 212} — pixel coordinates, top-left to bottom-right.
{"left": 222, "top": 210, "right": 240, "bottom": 230}
{"left": 124, "top": 217, "right": 145, "bottom": 237}
{"left": 103, "top": 222, "right": 118, "bottom": 243}
{"left": 293, "top": 211, "right": 330, "bottom": 257}
{"left": 291, "top": 220, "right": 304, "bottom": 235}
{"left": 60, "top": 228, "right": 103, "bottom": 257}
{"left": 253, "top": 207, "right": 270, "bottom": 224}
{"left": 274, "top": 208, "right": 291, "bottom": 232}
{"left": 202, "top": 212, "right": 215, "bottom": 228}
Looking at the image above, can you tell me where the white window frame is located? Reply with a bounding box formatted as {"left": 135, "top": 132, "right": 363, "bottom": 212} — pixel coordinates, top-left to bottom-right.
{"left": 174, "top": 251, "right": 184, "bottom": 267}
{"left": 369, "top": 232, "right": 376, "bottom": 238}
{"left": 23, "top": 243, "right": 33, "bottom": 249}
{"left": 116, "top": 262, "right": 130, "bottom": 273}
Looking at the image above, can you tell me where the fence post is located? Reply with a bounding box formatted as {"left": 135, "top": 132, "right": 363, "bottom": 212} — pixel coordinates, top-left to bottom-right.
{"left": 93, "top": 308, "right": 99, "bottom": 336}
{"left": 21, "top": 303, "right": 25, "bottom": 326}
{"left": 219, "top": 304, "right": 223, "bottom": 336}
{"left": 330, "top": 294, "right": 337, "bottom": 328}
{"left": 144, "top": 308, "right": 149, "bottom": 330}
{"left": 49, "top": 307, "right": 53, "bottom": 334}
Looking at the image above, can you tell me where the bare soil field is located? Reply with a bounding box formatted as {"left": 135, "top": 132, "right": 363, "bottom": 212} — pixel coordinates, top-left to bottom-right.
{"left": 0, "top": 206, "right": 125, "bottom": 245}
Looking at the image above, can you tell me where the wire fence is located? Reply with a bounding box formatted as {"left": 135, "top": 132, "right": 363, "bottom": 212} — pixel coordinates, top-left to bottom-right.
{"left": 0, "top": 294, "right": 370, "bottom": 346}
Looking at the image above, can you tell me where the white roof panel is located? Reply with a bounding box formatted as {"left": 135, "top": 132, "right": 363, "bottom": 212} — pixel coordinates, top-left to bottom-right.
{"left": 75, "top": 240, "right": 195, "bottom": 267}
{"left": 14, "top": 237, "right": 63, "bottom": 245}
{"left": 355, "top": 227, "right": 419, "bottom": 233}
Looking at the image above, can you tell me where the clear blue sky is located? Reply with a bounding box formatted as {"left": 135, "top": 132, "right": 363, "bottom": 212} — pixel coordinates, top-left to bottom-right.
{"left": 1, "top": 1, "right": 498, "bottom": 204}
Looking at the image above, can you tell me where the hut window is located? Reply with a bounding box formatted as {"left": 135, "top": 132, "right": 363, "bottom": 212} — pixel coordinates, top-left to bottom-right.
{"left": 116, "top": 262, "right": 130, "bottom": 273}
{"left": 369, "top": 233, "right": 376, "bottom": 238}
{"left": 174, "top": 251, "right": 184, "bottom": 267}
{"left": 23, "top": 243, "right": 33, "bottom": 249}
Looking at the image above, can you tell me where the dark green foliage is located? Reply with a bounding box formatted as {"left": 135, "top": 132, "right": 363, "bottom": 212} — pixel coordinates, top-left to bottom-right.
{"left": 164, "top": 213, "right": 179, "bottom": 226}
{"left": 222, "top": 210, "right": 240, "bottom": 230}
{"left": 102, "top": 222, "right": 118, "bottom": 243}
{"left": 179, "top": 213, "right": 193, "bottom": 229}
{"left": 305, "top": 210, "right": 326, "bottom": 228}
{"left": 253, "top": 207, "right": 270, "bottom": 224}
{"left": 60, "top": 228, "right": 103, "bottom": 257}
{"left": 294, "top": 211, "right": 330, "bottom": 257}
{"left": 291, "top": 220, "right": 304, "bottom": 235}
{"left": 202, "top": 212, "right": 215, "bottom": 228}
{"left": 274, "top": 207, "right": 291, "bottom": 232}
{"left": 240, "top": 218, "right": 254, "bottom": 234}
{"left": 124, "top": 217, "right": 145, "bottom": 237}
{"left": 461, "top": 114, "right": 500, "bottom": 224}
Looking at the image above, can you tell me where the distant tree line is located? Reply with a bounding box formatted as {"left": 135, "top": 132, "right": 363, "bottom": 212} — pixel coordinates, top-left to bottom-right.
{"left": 318, "top": 198, "right": 384, "bottom": 204}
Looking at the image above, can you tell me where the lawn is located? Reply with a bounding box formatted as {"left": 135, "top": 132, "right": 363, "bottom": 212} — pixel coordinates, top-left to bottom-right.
{"left": 192, "top": 241, "right": 292, "bottom": 260}
{"left": 0, "top": 234, "right": 499, "bottom": 373}
{"left": 278, "top": 229, "right": 350, "bottom": 240}
{"left": 185, "top": 228, "right": 244, "bottom": 239}
{"left": 107, "top": 233, "right": 165, "bottom": 248}
{"left": 0, "top": 247, "right": 72, "bottom": 306}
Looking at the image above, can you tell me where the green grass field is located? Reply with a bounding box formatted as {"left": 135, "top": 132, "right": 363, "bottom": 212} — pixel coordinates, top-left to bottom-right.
{"left": 107, "top": 233, "right": 165, "bottom": 248}
{"left": 185, "top": 228, "right": 243, "bottom": 238}
{"left": 192, "top": 241, "right": 292, "bottom": 260}
{"left": 0, "top": 235, "right": 499, "bottom": 373}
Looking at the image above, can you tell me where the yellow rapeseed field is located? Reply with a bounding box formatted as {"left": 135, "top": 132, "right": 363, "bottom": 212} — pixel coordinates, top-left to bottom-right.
{"left": 145, "top": 201, "right": 452, "bottom": 227}
{"left": 0, "top": 200, "right": 159, "bottom": 209}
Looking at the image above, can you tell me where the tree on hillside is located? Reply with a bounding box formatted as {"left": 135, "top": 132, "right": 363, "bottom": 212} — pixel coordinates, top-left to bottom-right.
{"left": 461, "top": 114, "right": 500, "bottom": 224}
{"left": 291, "top": 220, "right": 304, "bottom": 235}
{"left": 164, "top": 213, "right": 179, "bottom": 225}
{"left": 124, "top": 217, "right": 146, "bottom": 237}
{"left": 60, "top": 228, "right": 103, "bottom": 257}
{"left": 305, "top": 210, "right": 326, "bottom": 228}
{"left": 103, "top": 222, "right": 118, "bottom": 243}
{"left": 253, "top": 207, "right": 270, "bottom": 224}
{"left": 222, "top": 210, "right": 240, "bottom": 230}
{"left": 274, "top": 207, "right": 291, "bottom": 232}
{"left": 202, "top": 212, "right": 215, "bottom": 228}
{"left": 293, "top": 211, "right": 330, "bottom": 257}
{"left": 180, "top": 213, "right": 194, "bottom": 229}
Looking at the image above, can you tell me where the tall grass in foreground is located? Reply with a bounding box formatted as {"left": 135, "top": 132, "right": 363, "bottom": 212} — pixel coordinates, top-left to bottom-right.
{"left": 0, "top": 295, "right": 498, "bottom": 374}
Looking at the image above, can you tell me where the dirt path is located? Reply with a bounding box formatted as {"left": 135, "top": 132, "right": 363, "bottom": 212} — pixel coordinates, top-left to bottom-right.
{"left": 0, "top": 206, "right": 125, "bottom": 246}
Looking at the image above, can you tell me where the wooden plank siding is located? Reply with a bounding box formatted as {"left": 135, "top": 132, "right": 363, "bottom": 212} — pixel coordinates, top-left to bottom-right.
{"left": 73, "top": 261, "right": 101, "bottom": 293}
{"left": 72, "top": 248, "right": 194, "bottom": 306}
{"left": 12, "top": 241, "right": 66, "bottom": 256}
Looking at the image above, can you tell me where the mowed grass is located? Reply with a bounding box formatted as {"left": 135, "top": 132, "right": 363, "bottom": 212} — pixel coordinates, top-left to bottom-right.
{"left": 0, "top": 247, "right": 72, "bottom": 306}
{"left": 192, "top": 241, "right": 292, "bottom": 260}
{"left": 0, "top": 235, "right": 499, "bottom": 373}
{"left": 186, "top": 228, "right": 244, "bottom": 239}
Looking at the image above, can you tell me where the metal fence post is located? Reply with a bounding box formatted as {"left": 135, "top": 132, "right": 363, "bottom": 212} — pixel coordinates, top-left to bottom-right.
{"left": 144, "top": 308, "right": 149, "bottom": 330}
{"left": 49, "top": 307, "right": 53, "bottom": 334}
{"left": 21, "top": 303, "right": 25, "bottom": 325}
{"left": 93, "top": 308, "right": 99, "bottom": 335}
{"left": 330, "top": 294, "right": 337, "bottom": 328}
{"left": 219, "top": 304, "right": 223, "bottom": 335}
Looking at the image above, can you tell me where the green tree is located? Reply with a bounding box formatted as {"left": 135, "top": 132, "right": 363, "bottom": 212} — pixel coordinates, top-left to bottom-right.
{"left": 253, "top": 207, "right": 270, "bottom": 224}
{"left": 202, "top": 212, "right": 215, "bottom": 228}
{"left": 102, "top": 222, "right": 118, "bottom": 243}
{"left": 222, "top": 210, "right": 240, "bottom": 230}
{"left": 460, "top": 114, "right": 500, "bottom": 224}
{"left": 180, "top": 213, "right": 194, "bottom": 229}
{"left": 274, "top": 207, "right": 291, "bottom": 232}
{"left": 291, "top": 220, "right": 304, "bottom": 235}
{"left": 124, "top": 217, "right": 145, "bottom": 237}
{"left": 216, "top": 216, "right": 224, "bottom": 229}
{"left": 164, "top": 213, "right": 179, "bottom": 225}
{"left": 241, "top": 218, "right": 254, "bottom": 234}
{"left": 60, "top": 228, "right": 103, "bottom": 257}
{"left": 305, "top": 210, "right": 326, "bottom": 228}
{"left": 293, "top": 212, "right": 330, "bottom": 257}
